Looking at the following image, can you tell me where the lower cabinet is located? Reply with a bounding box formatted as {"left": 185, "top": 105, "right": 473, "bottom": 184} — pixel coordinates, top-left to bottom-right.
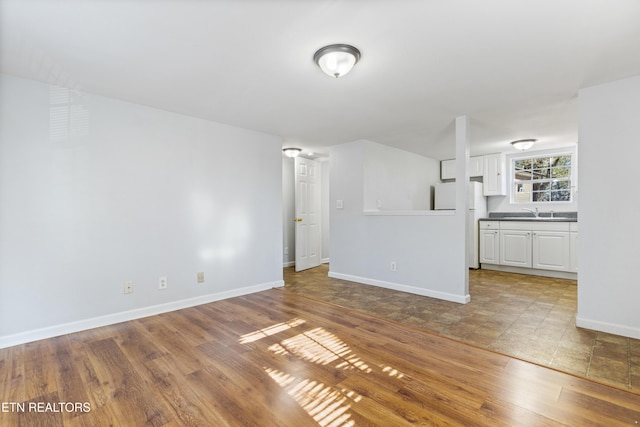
{"left": 480, "top": 220, "right": 576, "bottom": 274}
{"left": 479, "top": 229, "right": 499, "bottom": 264}
{"left": 532, "top": 231, "right": 570, "bottom": 271}
{"left": 500, "top": 229, "right": 532, "bottom": 268}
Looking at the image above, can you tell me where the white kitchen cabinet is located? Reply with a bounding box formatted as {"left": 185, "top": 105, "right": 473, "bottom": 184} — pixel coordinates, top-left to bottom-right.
{"left": 532, "top": 231, "right": 571, "bottom": 271}
{"left": 480, "top": 229, "right": 500, "bottom": 264}
{"left": 483, "top": 153, "right": 506, "bottom": 196}
{"left": 440, "top": 156, "right": 485, "bottom": 180}
{"left": 480, "top": 220, "right": 577, "bottom": 275}
{"left": 500, "top": 229, "right": 532, "bottom": 268}
{"left": 441, "top": 159, "right": 456, "bottom": 180}
{"left": 479, "top": 221, "right": 500, "bottom": 264}
{"left": 470, "top": 156, "right": 484, "bottom": 177}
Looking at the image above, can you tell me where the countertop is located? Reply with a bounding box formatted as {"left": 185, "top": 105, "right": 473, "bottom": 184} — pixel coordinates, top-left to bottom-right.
{"left": 480, "top": 212, "right": 577, "bottom": 222}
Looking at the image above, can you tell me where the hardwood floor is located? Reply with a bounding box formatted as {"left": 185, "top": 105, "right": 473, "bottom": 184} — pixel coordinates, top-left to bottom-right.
{"left": 1, "top": 289, "right": 639, "bottom": 426}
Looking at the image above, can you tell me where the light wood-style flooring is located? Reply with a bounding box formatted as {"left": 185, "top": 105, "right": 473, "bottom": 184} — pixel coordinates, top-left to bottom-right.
{"left": 1, "top": 288, "right": 639, "bottom": 426}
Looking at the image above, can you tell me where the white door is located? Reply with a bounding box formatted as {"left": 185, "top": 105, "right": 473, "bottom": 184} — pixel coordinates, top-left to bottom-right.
{"left": 294, "top": 157, "right": 321, "bottom": 272}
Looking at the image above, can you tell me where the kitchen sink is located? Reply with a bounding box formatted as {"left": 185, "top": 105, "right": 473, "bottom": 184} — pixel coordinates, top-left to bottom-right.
{"left": 498, "top": 216, "right": 572, "bottom": 221}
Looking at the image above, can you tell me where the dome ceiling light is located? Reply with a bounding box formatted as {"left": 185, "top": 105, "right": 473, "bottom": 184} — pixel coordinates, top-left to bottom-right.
{"left": 313, "top": 44, "right": 361, "bottom": 78}
{"left": 283, "top": 147, "right": 302, "bottom": 158}
{"left": 510, "top": 139, "right": 537, "bottom": 151}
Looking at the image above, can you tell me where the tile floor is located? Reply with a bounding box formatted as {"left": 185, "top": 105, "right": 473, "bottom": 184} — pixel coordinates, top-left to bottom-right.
{"left": 283, "top": 265, "right": 640, "bottom": 392}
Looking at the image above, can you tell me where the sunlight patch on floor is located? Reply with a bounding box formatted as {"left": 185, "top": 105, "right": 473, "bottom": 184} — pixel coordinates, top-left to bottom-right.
{"left": 265, "top": 367, "right": 359, "bottom": 427}
{"left": 269, "top": 327, "right": 371, "bottom": 372}
{"left": 239, "top": 318, "right": 306, "bottom": 344}
{"left": 241, "top": 318, "right": 409, "bottom": 425}
{"left": 381, "top": 365, "right": 405, "bottom": 379}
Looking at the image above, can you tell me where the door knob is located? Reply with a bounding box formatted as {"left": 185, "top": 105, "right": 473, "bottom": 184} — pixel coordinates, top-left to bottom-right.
{"left": 294, "top": 217, "right": 302, "bottom": 222}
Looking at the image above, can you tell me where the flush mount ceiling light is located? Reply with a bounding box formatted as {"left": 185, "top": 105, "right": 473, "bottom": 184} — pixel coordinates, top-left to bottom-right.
{"left": 510, "top": 139, "right": 537, "bottom": 151}
{"left": 283, "top": 147, "right": 302, "bottom": 158}
{"left": 313, "top": 44, "right": 361, "bottom": 78}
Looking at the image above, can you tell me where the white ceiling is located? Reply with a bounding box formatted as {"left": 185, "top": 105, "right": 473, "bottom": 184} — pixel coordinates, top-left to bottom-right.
{"left": 2, "top": 0, "right": 640, "bottom": 159}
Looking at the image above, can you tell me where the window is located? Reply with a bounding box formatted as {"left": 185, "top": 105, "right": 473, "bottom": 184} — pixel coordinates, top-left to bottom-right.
{"left": 512, "top": 154, "right": 572, "bottom": 203}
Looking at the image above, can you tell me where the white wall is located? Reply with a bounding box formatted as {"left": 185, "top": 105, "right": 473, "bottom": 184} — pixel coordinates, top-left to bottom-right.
{"left": 577, "top": 75, "right": 640, "bottom": 339}
{"left": 0, "top": 74, "right": 284, "bottom": 346}
{"left": 329, "top": 140, "right": 468, "bottom": 303}
{"left": 363, "top": 142, "right": 440, "bottom": 211}
{"left": 487, "top": 146, "right": 579, "bottom": 213}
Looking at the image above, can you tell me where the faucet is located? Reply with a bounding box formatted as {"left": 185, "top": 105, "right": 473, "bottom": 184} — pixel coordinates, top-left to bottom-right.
{"left": 522, "top": 207, "right": 539, "bottom": 217}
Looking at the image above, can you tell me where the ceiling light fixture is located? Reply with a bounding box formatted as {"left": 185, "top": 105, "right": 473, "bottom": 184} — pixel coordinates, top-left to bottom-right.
{"left": 510, "top": 139, "right": 537, "bottom": 151}
{"left": 283, "top": 147, "right": 302, "bottom": 158}
{"left": 313, "top": 44, "right": 361, "bottom": 78}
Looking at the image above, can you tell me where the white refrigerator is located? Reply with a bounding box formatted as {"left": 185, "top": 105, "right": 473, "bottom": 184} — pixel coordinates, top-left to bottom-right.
{"left": 434, "top": 181, "right": 487, "bottom": 269}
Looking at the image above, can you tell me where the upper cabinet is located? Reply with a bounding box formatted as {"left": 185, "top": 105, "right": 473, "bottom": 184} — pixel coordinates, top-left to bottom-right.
{"left": 440, "top": 159, "right": 456, "bottom": 180}
{"left": 483, "top": 153, "right": 506, "bottom": 196}
{"left": 440, "top": 153, "right": 505, "bottom": 196}
{"left": 470, "top": 156, "right": 484, "bottom": 177}
{"left": 440, "top": 156, "right": 484, "bottom": 180}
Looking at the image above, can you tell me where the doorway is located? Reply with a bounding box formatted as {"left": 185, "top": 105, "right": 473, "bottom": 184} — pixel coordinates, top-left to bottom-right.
{"left": 282, "top": 155, "right": 329, "bottom": 271}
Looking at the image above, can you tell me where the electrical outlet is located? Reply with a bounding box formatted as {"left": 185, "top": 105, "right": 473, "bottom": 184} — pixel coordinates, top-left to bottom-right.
{"left": 158, "top": 276, "right": 167, "bottom": 290}
{"left": 124, "top": 281, "right": 134, "bottom": 294}
{"left": 284, "top": 247, "right": 289, "bottom": 255}
{"left": 390, "top": 262, "right": 397, "bottom": 272}
{"left": 197, "top": 272, "right": 205, "bottom": 283}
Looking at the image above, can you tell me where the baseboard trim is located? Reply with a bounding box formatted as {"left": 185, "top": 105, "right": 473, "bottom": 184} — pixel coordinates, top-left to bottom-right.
{"left": 0, "top": 280, "right": 284, "bottom": 349}
{"left": 576, "top": 316, "right": 640, "bottom": 340}
{"left": 480, "top": 264, "right": 577, "bottom": 280}
{"left": 283, "top": 260, "right": 328, "bottom": 268}
{"left": 328, "top": 271, "right": 470, "bottom": 304}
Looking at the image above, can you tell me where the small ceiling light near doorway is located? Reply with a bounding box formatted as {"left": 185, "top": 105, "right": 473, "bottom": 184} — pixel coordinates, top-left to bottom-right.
{"left": 510, "top": 139, "right": 537, "bottom": 151}
{"left": 283, "top": 148, "right": 302, "bottom": 158}
{"left": 313, "top": 44, "right": 361, "bottom": 78}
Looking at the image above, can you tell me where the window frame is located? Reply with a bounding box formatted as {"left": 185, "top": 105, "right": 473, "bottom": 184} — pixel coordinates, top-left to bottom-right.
{"left": 510, "top": 150, "right": 575, "bottom": 204}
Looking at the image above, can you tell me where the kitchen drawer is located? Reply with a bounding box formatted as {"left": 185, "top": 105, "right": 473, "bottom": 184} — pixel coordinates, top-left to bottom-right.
{"left": 498, "top": 221, "right": 534, "bottom": 231}
{"left": 500, "top": 221, "right": 570, "bottom": 232}
{"left": 480, "top": 221, "right": 499, "bottom": 230}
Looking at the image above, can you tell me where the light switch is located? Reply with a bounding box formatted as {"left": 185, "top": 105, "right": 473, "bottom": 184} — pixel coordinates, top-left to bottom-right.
{"left": 336, "top": 200, "right": 344, "bottom": 209}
